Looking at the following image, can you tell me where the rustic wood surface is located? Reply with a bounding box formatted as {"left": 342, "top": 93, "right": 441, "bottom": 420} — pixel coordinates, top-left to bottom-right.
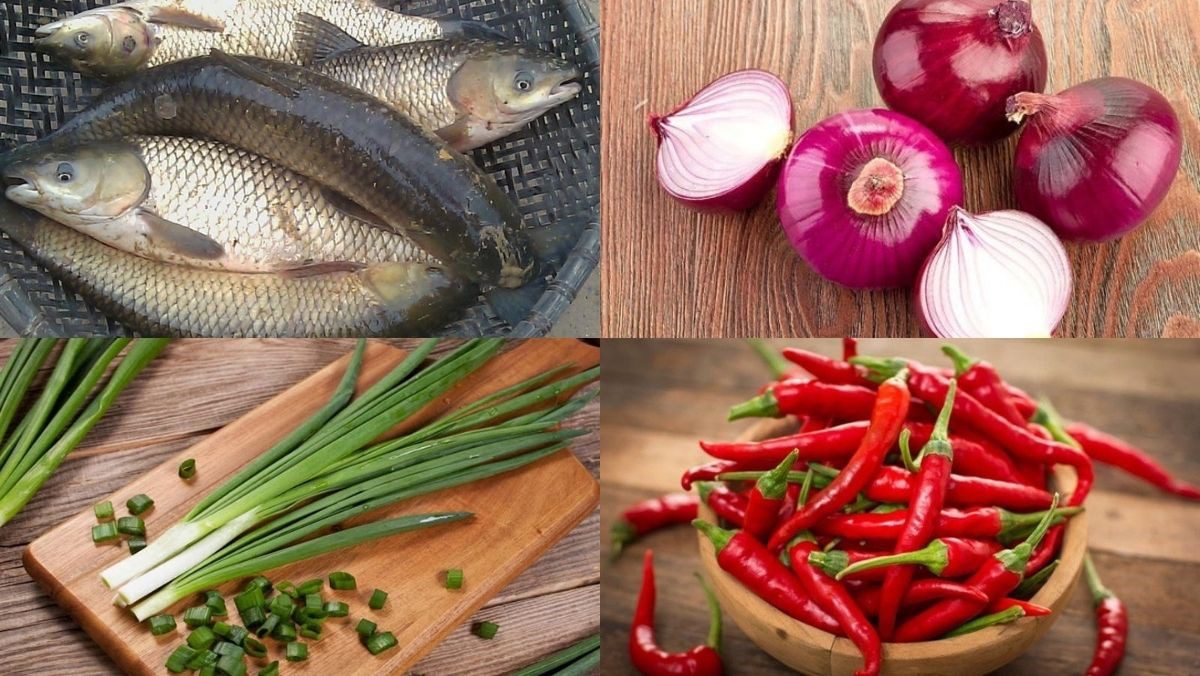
{"left": 600, "top": 339, "right": 1200, "bottom": 675}
{"left": 0, "top": 339, "right": 600, "bottom": 676}
{"left": 600, "top": 0, "right": 1200, "bottom": 338}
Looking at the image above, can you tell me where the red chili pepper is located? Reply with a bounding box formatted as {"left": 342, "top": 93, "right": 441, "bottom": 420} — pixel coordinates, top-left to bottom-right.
{"left": 798, "top": 416, "right": 832, "bottom": 433}
{"left": 857, "top": 465, "right": 1053, "bottom": 512}
{"left": 698, "top": 421, "right": 870, "bottom": 465}
{"left": 1025, "top": 525, "right": 1063, "bottom": 576}
{"left": 727, "top": 381, "right": 881, "bottom": 422}
{"left": 787, "top": 537, "right": 880, "bottom": 676}
{"left": 743, "top": 451, "right": 798, "bottom": 541}
{"left": 612, "top": 494, "right": 699, "bottom": 559}
{"left": 812, "top": 505, "right": 1080, "bottom": 543}
{"left": 829, "top": 537, "right": 1004, "bottom": 581}
{"left": 854, "top": 578, "right": 990, "bottom": 616}
{"left": 1067, "top": 422, "right": 1200, "bottom": 500}
{"left": 696, "top": 482, "right": 747, "bottom": 527}
{"left": 768, "top": 372, "right": 911, "bottom": 552}
{"left": 942, "top": 345, "right": 1026, "bottom": 426}
{"left": 1083, "top": 554, "right": 1127, "bottom": 676}
{"left": 843, "top": 338, "right": 859, "bottom": 361}
{"left": 857, "top": 360, "right": 1094, "bottom": 507}
{"left": 782, "top": 348, "right": 869, "bottom": 386}
{"left": 903, "top": 422, "right": 1024, "bottom": 484}
{"left": 776, "top": 482, "right": 801, "bottom": 524}
{"left": 988, "top": 597, "right": 1051, "bottom": 617}
{"left": 693, "top": 520, "right": 841, "bottom": 634}
{"left": 630, "top": 550, "right": 724, "bottom": 676}
{"left": 682, "top": 461, "right": 746, "bottom": 490}
{"left": 892, "top": 495, "right": 1063, "bottom": 642}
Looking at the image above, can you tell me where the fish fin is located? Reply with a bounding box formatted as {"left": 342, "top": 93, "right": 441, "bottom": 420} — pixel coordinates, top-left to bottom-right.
{"left": 137, "top": 209, "right": 225, "bottom": 260}
{"left": 275, "top": 261, "right": 368, "bottom": 279}
{"left": 436, "top": 117, "right": 475, "bottom": 152}
{"left": 209, "top": 49, "right": 301, "bottom": 98}
{"left": 438, "top": 18, "right": 509, "bottom": 42}
{"left": 145, "top": 6, "right": 225, "bottom": 32}
{"left": 485, "top": 278, "right": 546, "bottom": 327}
{"left": 525, "top": 218, "right": 586, "bottom": 271}
{"left": 294, "top": 12, "right": 364, "bottom": 65}
{"left": 318, "top": 187, "right": 393, "bottom": 230}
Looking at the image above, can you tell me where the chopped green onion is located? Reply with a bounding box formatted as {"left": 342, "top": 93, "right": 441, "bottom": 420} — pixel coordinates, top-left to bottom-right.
{"left": 215, "top": 650, "right": 245, "bottom": 676}
{"left": 128, "top": 536, "right": 147, "bottom": 555}
{"left": 473, "top": 621, "right": 499, "bottom": 639}
{"left": 328, "top": 571, "right": 356, "bottom": 590}
{"left": 275, "top": 581, "right": 298, "bottom": 598}
{"left": 221, "top": 661, "right": 246, "bottom": 676}
{"left": 204, "top": 590, "right": 228, "bottom": 617}
{"left": 214, "top": 641, "right": 244, "bottom": 659}
{"left": 445, "top": 568, "right": 464, "bottom": 590}
{"left": 116, "top": 516, "right": 145, "bottom": 537}
{"left": 304, "top": 593, "right": 322, "bottom": 610}
{"left": 271, "top": 621, "right": 297, "bottom": 642}
{"left": 260, "top": 661, "right": 279, "bottom": 676}
{"left": 92, "top": 522, "right": 120, "bottom": 544}
{"left": 240, "top": 606, "right": 266, "bottom": 629}
{"left": 268, "top": 594, "right": 294, "bottom": 617}
{"left": 366, "top": 631, "right": 397, "bottom": 655}
{"left": 199, "top": 666, "right": 216, "bottom": 676}
{"left": 297, "top": 606, "right": 326, "bottom": 622}
{"left": 285, "top": 642, "right": 308, "bottom": 662}
{"left": 94, "top": 501, "right": 114, "bottom": 520}
{"left": 255, "top": 613, "right": 279, "bottom": 638}
{"left": 188, "top": 625, "right": 217, "bottom": 650}
{"left": 355, "top": 618, "right": 377, "bottom": 638}
{"left": 296, "top": 578, "right": 323, "bottom": 595}
{"left": 235, "top": 586, "right": 264, "bottom": 612}
{"left": 323, "top": 601, "right": 349, "bottom": 617}
{"left": 186, "top": 648, "right": 212, "bottom": 670}
{"left": 226, "top": 625, "right": 249, "bottom": 646}
{"left": 126, "top": 493, "right": 154, "bottom": 516}
{"left": 243, "top": 637, "right": 267, "bottom": 659}
{"left": 179, "top": 459, "right": 197, "bottom": 480}
{"left": 212, "top": 621, "right": 232, "bottom": 638}
{"left": 246, "top": 576, "right": 272, "bottom": 595}
{"left": 183, "top": 605, "right": 213, "bottom": 628}
{"left": 300, "top": 622, "right": 322, "bottom": 641}
{"left": 368, "top": 589, "right": 388, "bottom": 610}
{"left": 148, "top": 614, "right": 177, "bottom": 636}
{"left": 166, "top": 645, "right": 197, "bottom": 673}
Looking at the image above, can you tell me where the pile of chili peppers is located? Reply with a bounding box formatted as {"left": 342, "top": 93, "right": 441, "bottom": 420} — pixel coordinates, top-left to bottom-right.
{"left": 613, "top": 341, "right": 1190, "bottom": 675}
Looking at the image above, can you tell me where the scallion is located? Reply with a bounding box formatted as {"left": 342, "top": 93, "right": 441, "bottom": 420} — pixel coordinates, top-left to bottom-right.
{"left": 275, "top": 581, "right": 297, "bottom": 598}
{"left": 240, "top": 606, "right": 266, "bottom": 629}
{"left": 116, "top": 516, "right": 145, "bottom": 537}
{"left": 328, "top": 571, "right": 356, "bottom": 590}
{"left": 94, "top": 501, "right": 114, "bottom": 520}
{"left": 473, "top": 621, "right": 499, "bottom": 639}
{"left": 128, "top": 536, "right": 147, "bottom": 555}
{"left": 271, "top": 621, "right": 297, "bottom": 642}
{"left": 255, "top": 614, "right": 279, "bottom": 638}
{"left": 92, "top": 522, "right": 120, "bottom": 544}
{"left": 243, "top": 637, "right": 267, "bottom": 659}
{"left": 204, "top": 590, "right": 227, "bottom": 617}
{"left": 368, "top": 589, "right": 388, "bottom": 610}
{"left": 260, "top": 661, "right": 279, "bottom": 676}
{"left": 214, "top": 641, "right": 244, "bottom": 658}
{"left": 234, "top": 586, "right": 264, "bottom": 613}
{"left": 166, "top": 645, "right": 197, "bottom": 673}
{"left": 285, "top": 642, "right": 308, "bottom": 662}
{"left": 323, "top": 601, "right": 348, "bottom": 617}
{"left": 355, "top": 618, "right": 377, "bottom": 638}
{"left": 268, "top": 594, "right": 293, "bottom": 617}
{"left": 246, "top": 576, "right": 272, "bottom": 595}
{"left": 187, "top": 625, "right": 217, "bottom": 650}
{"left": 299, "top": 622, "right": 322, "bottom": 641}
{"left": 365, "top": 631, "right": 397, "bottom": 655}
{"left": 226, "top": 625, "right": 249, "bottom": 646}
{"left": 184, "top": 605, "right": 213, "bottom": 628}
{"left": 215, "top": 650, "right": 244, "bottom": 676}
{"left": 445, "top": 568, "right": 464, "bottom": 590}
{"left": 179, "top": 459, "right": 196, "bottom": 480}
{"left": 148, "top": 614, "right": 177, "bottom": 636}
{"left": 296, "top": 578, "right": 323, "bottom": 596}
{"left": 126, "top": 493, "right": 154, "bottom": 515}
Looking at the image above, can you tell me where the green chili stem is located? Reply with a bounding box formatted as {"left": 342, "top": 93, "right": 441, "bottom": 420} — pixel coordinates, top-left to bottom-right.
{"left": 696, "top": 572, "right": 722, "bottom": 652}
{"left": 746, "top": 340, "right": 791, "bottom": 379}
{"left": 835, "top": 540, "right": 948, "bottom": 580}
{"left": 944, "top": 606, "right": 1024, "bottom": 637}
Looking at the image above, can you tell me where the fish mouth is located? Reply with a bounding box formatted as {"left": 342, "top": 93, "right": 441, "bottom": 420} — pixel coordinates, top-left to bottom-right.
{"left": 3, "top": 175, "right": 38, "bottom": 203}
{"left": 548, "top": 75, "right": 583, "bottom": 101}
{"left": 33, "top": 21, "right": 63, "bottom": 42}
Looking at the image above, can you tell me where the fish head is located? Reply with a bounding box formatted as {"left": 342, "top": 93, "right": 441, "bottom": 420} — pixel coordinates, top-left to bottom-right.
{"left": 450, "top": 45, "right": 582, "bottom": 128}
{"left": 33, "top": 7, "right": 157, "bottom": 79}
{"left": 4, "top": 142, "right": 150, "bottom": 227}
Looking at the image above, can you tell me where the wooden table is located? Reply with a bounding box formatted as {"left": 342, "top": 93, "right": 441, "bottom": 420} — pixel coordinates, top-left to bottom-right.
{"left": 601, "top": 0, "right": 1200, "bottom": 337}
{"left": 0, "top": 339, "right": 599, "bottom": 676}
{"left": 601, "top": 339, "right": 1200, "bottom": 674}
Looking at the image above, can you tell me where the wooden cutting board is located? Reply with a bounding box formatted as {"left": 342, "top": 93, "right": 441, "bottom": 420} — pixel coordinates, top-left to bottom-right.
{"left": 22, "top": 339, "right": 599, "bottom": 676}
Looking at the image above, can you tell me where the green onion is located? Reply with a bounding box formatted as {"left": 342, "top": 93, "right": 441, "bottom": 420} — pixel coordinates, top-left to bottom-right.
{"left": 94, "top": 501, "right": 114, "bottom": 520}
{"left": 243, "top": 637, "right": 267, "bottom": 659}
{"left": 285, "top": 642, "right": 308, "bottom": 661}
{"left": 188, "top": 625, "right": 217, "bottom": 650}
{"left": 215, "top": 650, "right": 244, "bottom": 676}
{"left": 226, "top": 625, "right": 249, "bottom": 646}
{"left": 179, "top": 459, "right": 197, "bottom": 480}
{"left": 299, "top": 622, "right": 322, "bottom": 640}
{"left": 204, "top": 590, "right": 227, "bottom": 617}
{"left": 189, "top": 649, "right": 217, "bottom": 670}
{"left": 117, "top": 516, "right": 145, "bottom": 537}
{"left": 355, "top": 618, "right": 377, "bottom": 638}
{"left": 368, "top": 589, "right": 388, "bottom": 610}
{"left": 166, "top": 645, "right": 197, "bottom": 673}
{"left": 275, "top": 581, "right": 297, "bottom": 598}
{"left": 255, "top": 614, "right": 279, "bottom": 638}
{"left": 268, "top": 594, "right": 293, "bottom": 617}
{"left": 323, "top": 601, "right": 348, "bottom": 617}
{"left": 271, "top": 621, "right": 297, "bottom": 642}
{"left": 473, "top": 621, "right": 499, "bottom": 639}
{"left": 365, "top": 631, "right": 397, "bottom": 655}
{"left": 444, "top": 568, "right": 464, "bottom": 590}
{"left": 513, "top": 634, "right": 601, "bottom": 676}
{"left": 246, "top": 576, "right": 272, "bottom": 595}
{"left": 184, "top": 605, "right": 213, "bottom": 628}
{"left": 296, "top": 578, "right": 323, "bottom": 595}
{"left": 212, "top": 621, "right": 232, "bottom": 638}
{"left": 328, "top": 571, "right": 356, "bottom": 590}
{"left": 304, "top": 593, "right": 322, "bottom": 610}
{"left": 240, "top": 606, "right": 266, "bottom": 629}
{"left": 260, "top": 661, "right": 279, "bottom": 676}
{"left": 148, "top": 614, "right": 177, "bottom": 636}
{"left": 554, "top": 647, "right": 600, "bottom": 676}
{"left": 235, "top": 587, "right": 264, "bottom": 613}
{"left": 126, "top": 493, "right": 154, "bottom": 516}
{"left": 92, "top": 522, "right": 120, "bottom": 543}
{"left": 214, "top": 641, "right": 244, "bottom": 658}
{"left": 128, "top": 536, "right": 147, "bottom": 555}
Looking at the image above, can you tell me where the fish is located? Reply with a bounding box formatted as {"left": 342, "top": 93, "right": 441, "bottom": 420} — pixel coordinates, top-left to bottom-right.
{"left": 4, "top": 51, "right": 574, "bottom": 324}
{"left": 32, "top": 0, "right": 505, "bottom": 80}
{"left": 295, "top": 14, "right": 582, "bottom": 151}
{"left": 0, "top": 199, "right": 476, "bottom": 337}
{"left": 3, "top": 135, "right": 433, "bottom": 274}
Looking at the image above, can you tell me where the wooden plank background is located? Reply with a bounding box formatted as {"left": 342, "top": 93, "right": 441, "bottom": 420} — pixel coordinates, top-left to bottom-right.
{"left": 599, "top": 339, "right": 1200, "bottom": 674}
{"left": 600, "top": 0, "right": 1200, "bottom": 337}
{"left": 0, "top": 339, "right": 600, "bottom": 676}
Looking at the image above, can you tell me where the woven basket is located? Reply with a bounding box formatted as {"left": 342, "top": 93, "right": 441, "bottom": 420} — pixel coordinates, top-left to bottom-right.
{"left": 0, "top": 0, "right": 600, "bottom": 337}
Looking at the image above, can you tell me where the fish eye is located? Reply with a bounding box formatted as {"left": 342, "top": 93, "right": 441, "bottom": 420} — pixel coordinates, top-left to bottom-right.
{"left": 56, "top": 163, "right": 74, "bottom": 183}
{"left": 75, "top": 32, "right": 90, "bottom": 47}
{"left": 123, "top": 36, "right": 137, "bottom": 54}
{"left": 514, "top": 71, "right": 534, "bottom": 92}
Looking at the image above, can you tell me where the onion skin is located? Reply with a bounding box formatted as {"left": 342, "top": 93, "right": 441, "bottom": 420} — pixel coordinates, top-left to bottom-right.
{"left": 776, "top": 109, "right": 964, "bottom": 289}
{"left": 650, "top": 69, "right": 794, "bottom": 212}
{"left": 874, "top": 0, "right": 1047, "bottom": 146}
{"left": 1010, "top": 77, "right": 1183, "bottom": 242}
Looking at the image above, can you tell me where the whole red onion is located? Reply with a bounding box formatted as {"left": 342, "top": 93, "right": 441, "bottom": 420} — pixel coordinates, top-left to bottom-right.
{"left": 1009, "top": 77, "right": 1183, "bottom": 242}
{"left": 776, "top": 109, "right": 964, "bottom": 289}
{"left": 874, "top": 0, "right": 1047, "bottom": 146}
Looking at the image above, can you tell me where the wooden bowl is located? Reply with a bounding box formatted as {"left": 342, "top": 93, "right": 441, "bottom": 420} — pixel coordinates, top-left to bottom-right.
{"left": 697, "top": 417, "right": 1087, "bottom": 676}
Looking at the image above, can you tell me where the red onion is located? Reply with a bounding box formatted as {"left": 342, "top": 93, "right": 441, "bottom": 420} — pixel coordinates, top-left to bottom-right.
{"left": 917, "top": 207, "right": 1072, "bottom": 337}
{"left": 649, "top": 70, "right": 794, "bottom": 211}
{"left": 776, "top": 109, "right": 963, "bottom": 289}
{"left": 1009, "top": 77, "right": 1183, "bottom": 242}
{"left": 874, "top": 0, "right": 1047, "bottom": 145}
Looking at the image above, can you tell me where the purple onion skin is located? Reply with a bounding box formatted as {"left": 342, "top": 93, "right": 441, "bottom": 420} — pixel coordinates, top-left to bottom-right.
{"left": 1012, "top": 77, "right": 1183, "bottom": 242}
{"left": 776, "top": 109, "right": 964, "bottom": 289}
{"left": 874, "top": 0, "right": 1047, "bottom": 146}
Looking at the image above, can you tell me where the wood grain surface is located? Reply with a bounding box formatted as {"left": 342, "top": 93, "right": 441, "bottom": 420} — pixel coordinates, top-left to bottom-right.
{"left": 0, "top": 339, "right": 600, "bottom": 676}
{"left": 600, "top": 0, "right": 1200, "bottom": 337}
{"left": 599, "top": 339, "right": 1200, "bottom": 674}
